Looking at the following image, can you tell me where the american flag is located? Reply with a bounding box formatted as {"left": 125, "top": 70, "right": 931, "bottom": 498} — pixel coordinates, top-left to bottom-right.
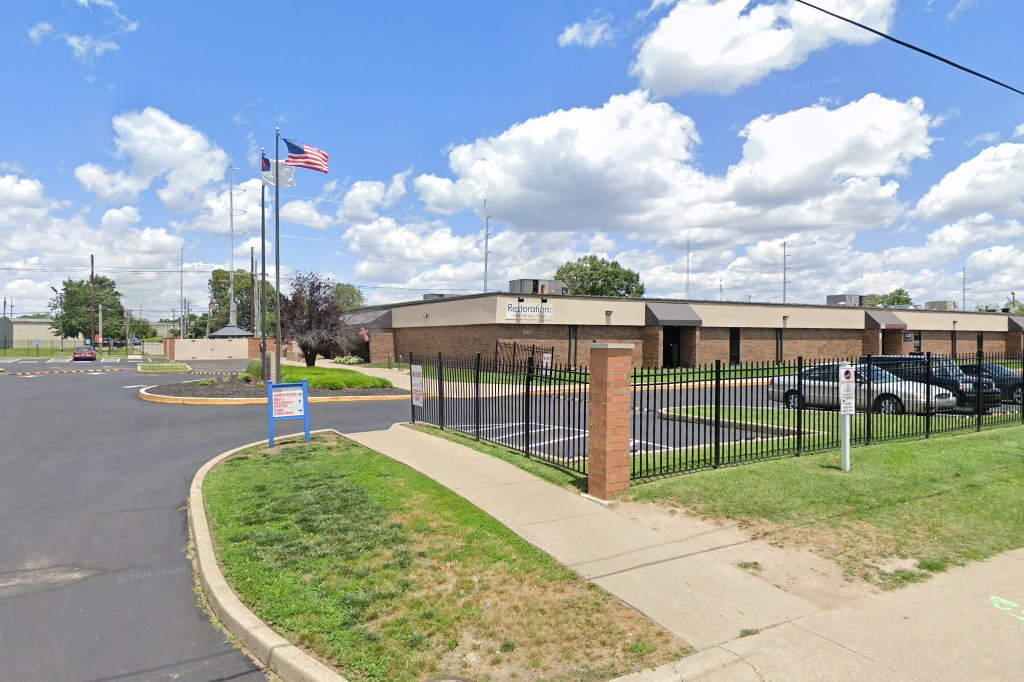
{"left": 283, "top": 138, "right": 329, "bottom": 173}
{"left": 261, "top": 154, "right": 270, "bottom": 172}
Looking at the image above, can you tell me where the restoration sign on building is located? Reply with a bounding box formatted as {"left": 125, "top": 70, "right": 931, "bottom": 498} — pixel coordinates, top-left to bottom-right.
{"left": 505, "top": 301, "right": 554, "bottom": 321}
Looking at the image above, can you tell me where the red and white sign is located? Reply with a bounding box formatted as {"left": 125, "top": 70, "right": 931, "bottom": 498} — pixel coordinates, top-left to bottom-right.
{"left": 839, "top": 364, "right": 856, "bottom": 415}
{"left": 411, "top": 364, "right": 424, "bottom": 407}
{"left": 272, "top": 385, "right": 305, "bottom": 418}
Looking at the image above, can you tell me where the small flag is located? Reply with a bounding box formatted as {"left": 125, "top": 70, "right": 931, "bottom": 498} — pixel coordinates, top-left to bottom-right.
{"left": 283, "top": 138, "right": 329, "bottom": 173}
{"left": 261, "top": 154, "right": 270, "bottom": 172}
{"left": 262, "top": 160, "right": 296, "bottom": 187}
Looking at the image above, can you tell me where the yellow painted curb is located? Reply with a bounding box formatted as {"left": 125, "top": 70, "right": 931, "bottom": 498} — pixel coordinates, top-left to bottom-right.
{"left": 190, "top": 430, "right": 348, "bottom": 682}
{"left": 138, "top": 384, "right": 408, "bottom": 406}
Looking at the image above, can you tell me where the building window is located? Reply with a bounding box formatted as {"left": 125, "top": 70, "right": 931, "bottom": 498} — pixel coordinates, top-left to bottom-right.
{"left": 913, "top": 332, "right": 922, "bottom": 353}
{"left": 568, "top": 325, "right": 578, "bottom": 365}
{"left": 977, "top": 333, "right": 984, "bottom": 353}
{"left": 775, "top": 328, "right": 784, "bottom": 363}
{"left": 951, "top": 331, "right": 957, "bottom": 358}
{"left": 729, "top": 328, "right": 741, "bottom": 365}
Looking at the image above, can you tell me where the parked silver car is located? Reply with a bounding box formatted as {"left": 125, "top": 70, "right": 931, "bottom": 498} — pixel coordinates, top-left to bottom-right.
{"left": 768, "top": 363, "right": 958, "bottom": 414}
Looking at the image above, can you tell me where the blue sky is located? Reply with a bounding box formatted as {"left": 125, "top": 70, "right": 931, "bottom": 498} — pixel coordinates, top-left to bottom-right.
{"left": 3, "top": 0, "right": 1024, "bottom": 320}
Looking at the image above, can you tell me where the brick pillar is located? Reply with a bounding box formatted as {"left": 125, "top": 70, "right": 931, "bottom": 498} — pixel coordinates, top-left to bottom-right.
{"left": 587, "top": 343, "right": 633, "bottom": 501}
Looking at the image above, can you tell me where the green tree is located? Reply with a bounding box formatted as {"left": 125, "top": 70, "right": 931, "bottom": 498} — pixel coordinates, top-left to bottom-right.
{"left": 281, "top": 271, "right": 361, "bottom": 366}
{"left": 554, "top": 255, "right": 645, "bottom": 298}
{"left": 334, "top": 282, "right": 366, "bottom": 310}
{"left": 49, "top": 276, "right": 125, "bottom": 340}
{"left": 865, "top": 288, "right": 913, "bottom": 307}
{"left": 207, "top": 268, "right": 277, "bottom": 332}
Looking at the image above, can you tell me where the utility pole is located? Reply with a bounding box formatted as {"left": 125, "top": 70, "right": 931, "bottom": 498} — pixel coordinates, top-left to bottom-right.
{"left": 482, "top": 198, "right": 492, "bottom": 293}
{"left": 962, "top": 267, "right": 968, "bottom": 311}
{"left": 685, "top": 239, "right": 691, "bottom": 299}
{"left": 719, "top": 278, "right": 723, "bottom": 301}
{"left": 782, "top": 241, "right": 791, "bottom": 303}
{"left": 90, "top": 254, "right": 96, "bottom": 344}
{"left": 250, "top": 246, "right": 256, "bottom": 333}
{"left": 228, "top": 166, "right": 238, "bottom": 327}
{"left": 98, "top": 304, "right": 104, "bottom": 349}
{"left": 180, "top": 248, "right": 184, "bottom": 338}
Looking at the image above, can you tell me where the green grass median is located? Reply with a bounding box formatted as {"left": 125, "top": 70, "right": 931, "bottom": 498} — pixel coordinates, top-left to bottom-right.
{"left": 137, "top": 362, "right": 190, "bottom": 373}
{"left": 203, "top": 435, "right": 686, "bottom": 681}
{"left": 247, "top": 362, "right": 393, "bottom": 390}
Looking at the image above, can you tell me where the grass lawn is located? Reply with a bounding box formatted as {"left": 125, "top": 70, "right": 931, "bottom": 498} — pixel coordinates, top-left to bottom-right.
{"left": 137, "top": 362, "right": 190, "bottom": 373}
{"left": 629, "top": 427, "right": 1024, "bottom": 588}
{"left": 204, "top": 435, "right": 687, "bottom": 681}
{"left": 246, "top": 361, "right": 394, "bottom": 390}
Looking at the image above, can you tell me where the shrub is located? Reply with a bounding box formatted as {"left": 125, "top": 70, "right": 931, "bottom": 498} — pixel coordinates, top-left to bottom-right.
{"left": 245, "top": 361, "right": 263, "bottom": 379}
{"left": 238, "top": 372, "right": 253, "bottom": 383}
{"left": 332, "top": 355, "right": 365, "bottom": 365}
{"left": 198, "top": 378, "right": 216, "bottom": 386}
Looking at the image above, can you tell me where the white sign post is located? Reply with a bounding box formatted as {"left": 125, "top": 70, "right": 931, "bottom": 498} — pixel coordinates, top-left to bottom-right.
{"left": 838, "top": 363, "right": 856, "bottom": 472}
{"left": 410, "top": 364, "right": 424, "bottom": 407}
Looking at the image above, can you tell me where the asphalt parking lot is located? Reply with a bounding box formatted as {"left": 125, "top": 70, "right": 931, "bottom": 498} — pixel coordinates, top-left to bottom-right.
{"left": 0, "top": 366, "right": 407, "bottom": 681}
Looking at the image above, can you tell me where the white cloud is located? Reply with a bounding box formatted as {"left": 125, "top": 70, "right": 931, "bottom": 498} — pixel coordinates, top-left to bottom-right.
{"left": 0, "top": 173, "right": 202, "bottom": 318}
{"left": 1013, "top": 123, "right": 1024, "bottom": 139}
{"left": 914, "top": 142, "right": 1024, "bottom": 222}
{"left": 281, "top": 200, "right": 335, "bottom": 230}
{"left": 100, "top": 205, "right": 140, "bottom": 231}
{"left": 0, "top": 161, "right": 26, "bottom": 174}
{"left": 338, "top": 170, "right": 410, "bottom": 223}
{"left": 62, "top": 34, "right": 119, "bottom": 62}
{"left": 966, "top": 132, "right": 999, "bottom": 146}
{"left": 28, "top": 22, "right": 53, "bottom": 44}
{"left": 415, "top": 90, "right": 932, "bottom": 246}
{"left": 631, "top": 0, "right": 896, "bottom": 96}
{"left": 75, "top": 107, "right": 227, "bottom": 211}
{"left": 557, "top": 17, "right": 614, "bottom": 48}
{"left": 29, "top": 0, "right": 137, "bottom": 69}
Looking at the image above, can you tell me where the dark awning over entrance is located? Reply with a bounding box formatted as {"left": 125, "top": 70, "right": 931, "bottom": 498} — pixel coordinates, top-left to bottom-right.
{"left": 865, "top": 310, "right": 908, "bottom": 330}
{"left": 342, "top": 309, "right": 393, "bottom": 328}
{"left": 1010, "top": 315, "right": 1024, "bottom": 332}
{"left": 645, "top": 302, "right": 703, "bottom": 327}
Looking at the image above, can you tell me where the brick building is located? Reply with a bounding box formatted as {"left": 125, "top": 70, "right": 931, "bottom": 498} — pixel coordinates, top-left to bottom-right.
{"left": 344, "top": 293, "right": 1024, "bottom": 368}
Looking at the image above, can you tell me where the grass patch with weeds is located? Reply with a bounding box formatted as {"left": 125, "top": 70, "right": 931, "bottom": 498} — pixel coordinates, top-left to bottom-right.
{"left": 204, "top": 434, "right": 687, "bottom": 681}
{"left": 279, "top": 365, "right": 392, "bottom": 390}
{"left": 138, "top": 362, "right": 190, "bottom": 373}
{"left": 630, "top": 427, "right": 1024, "bottom": 589}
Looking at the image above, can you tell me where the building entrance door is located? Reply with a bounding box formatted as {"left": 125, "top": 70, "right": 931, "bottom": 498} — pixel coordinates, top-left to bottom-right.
{"left": 662, "top": 326, "right": 681, "bottom": 368}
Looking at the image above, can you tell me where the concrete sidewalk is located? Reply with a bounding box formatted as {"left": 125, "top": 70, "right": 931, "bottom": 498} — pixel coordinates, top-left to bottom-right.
{"left": 348, "top": 424, "right": 1024, "bottom": 681}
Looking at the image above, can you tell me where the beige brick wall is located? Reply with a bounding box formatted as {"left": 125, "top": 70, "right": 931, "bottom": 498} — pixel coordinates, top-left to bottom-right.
{"left": 642, "top": 326, "right": 663, "bottom": 369}
{"left": 1008, "top": 331, "right": 1023, "bottom": 355}
{"left": 394, "top": 323, "right": 647, "bottom": 367}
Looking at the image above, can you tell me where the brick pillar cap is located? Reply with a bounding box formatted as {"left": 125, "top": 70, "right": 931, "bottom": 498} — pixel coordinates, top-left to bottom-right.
{"left": 590, "top": 343, "right": 635, "bottom": 350}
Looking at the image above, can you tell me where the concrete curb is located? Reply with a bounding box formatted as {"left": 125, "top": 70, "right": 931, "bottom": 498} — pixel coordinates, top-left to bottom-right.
{"left": 189, "top": 430, "right": 347, "bottom": 682}
{"left": 138, "top": 384, "right": 409, "bottom": 405}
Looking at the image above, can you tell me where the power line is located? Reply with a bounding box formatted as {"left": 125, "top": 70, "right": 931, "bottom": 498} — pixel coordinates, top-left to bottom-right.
{"left": 794, "top": 0, "right": 1024, "bottom": 97}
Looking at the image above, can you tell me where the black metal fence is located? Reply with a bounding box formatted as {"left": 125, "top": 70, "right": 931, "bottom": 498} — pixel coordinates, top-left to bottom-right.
{"left": 410, "top": 351, "right": 1023, "bottom": 482}
{"left": 0, "top": 339, "right": 163, "bottom": 356}
{"left": 631, "top": 351, "right": 1024, "bottom": 479}
{"left": 494, "top": 340, "right": 555, "bottom": 365}
{"left": 410, "top": 352, "right": 590, "bottom": 474}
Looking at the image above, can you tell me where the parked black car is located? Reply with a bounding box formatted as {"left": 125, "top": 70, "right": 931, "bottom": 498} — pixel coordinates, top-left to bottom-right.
{"left": 859, "top": 355, "right": 1003, "bottom": 413}
{"left": 959, "top": 363, "right": 1023, "bottom": 404}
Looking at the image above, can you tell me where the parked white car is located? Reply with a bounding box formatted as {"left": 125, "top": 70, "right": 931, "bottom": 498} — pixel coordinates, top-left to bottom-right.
{"left": 768, "top": 363, "right": 958, "bottom": 414}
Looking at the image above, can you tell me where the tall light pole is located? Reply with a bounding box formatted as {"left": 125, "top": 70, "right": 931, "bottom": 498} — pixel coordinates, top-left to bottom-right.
{"left": 50, "top": 286, "right": 63, "bottom": 352}
{"left": 482, "top": 199, "right": 492, "bottom": 293}
{"left": 782, "top": 241, "right": 791, "bottom": 303}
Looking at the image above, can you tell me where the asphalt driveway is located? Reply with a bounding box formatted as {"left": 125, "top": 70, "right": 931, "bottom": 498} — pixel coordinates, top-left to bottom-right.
{"left": 0, "top": 369, "right": 407, "bottom": 681}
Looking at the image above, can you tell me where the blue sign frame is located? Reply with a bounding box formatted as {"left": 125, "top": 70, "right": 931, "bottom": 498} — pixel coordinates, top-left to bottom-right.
{"left": 267, "top": 379, "right": 311, "bottom": 447}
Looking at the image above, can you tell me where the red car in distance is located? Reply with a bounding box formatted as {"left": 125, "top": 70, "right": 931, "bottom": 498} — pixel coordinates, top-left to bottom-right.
{"left": 73, "top": 346, "right": 97, "bottom": 361}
